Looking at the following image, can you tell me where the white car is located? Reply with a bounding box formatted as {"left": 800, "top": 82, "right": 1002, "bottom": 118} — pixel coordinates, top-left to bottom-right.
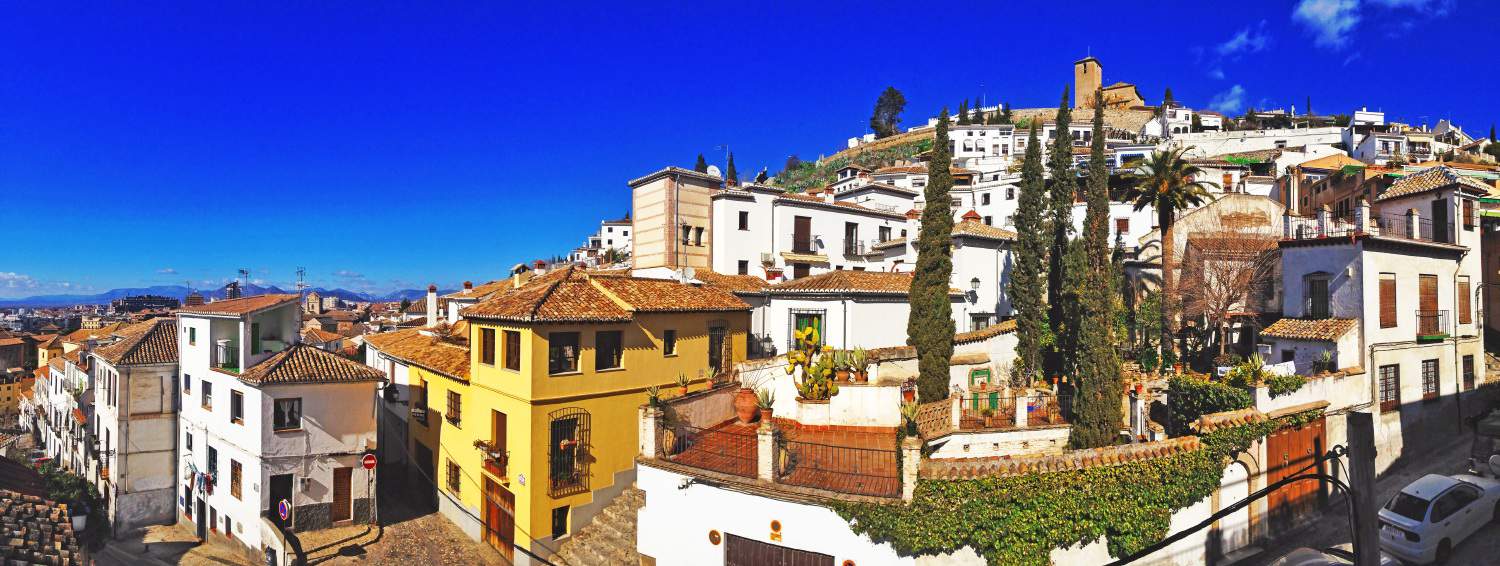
{"left": 1378, "top": 473, "right": 1500, "bottom": 564}
{"left": 1268, "top": 543, "right": 1399, "bottom": 565}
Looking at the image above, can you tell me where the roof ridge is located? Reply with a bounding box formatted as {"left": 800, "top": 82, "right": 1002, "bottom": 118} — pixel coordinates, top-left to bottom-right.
{"left": 528, "top": 266, "right": 572, "bottom": 321}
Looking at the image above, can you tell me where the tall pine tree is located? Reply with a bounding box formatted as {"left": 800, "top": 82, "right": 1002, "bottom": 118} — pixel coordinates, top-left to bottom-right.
{"left": 1009, "top": 123, "right": 1048, "bottom": 386}
{"left": 694, "top": 154, "right": 708, "bottom": 173}
{"left": 1070, "top": 89, "right": 1124, "bottom": 448}
{"left": 1000, "top": 103, "right": 1013, "bottom": 125}
{"left": 726, "top": 152, "right": 739, "bottom": 185}
{"left": 957, "top": 100, "right": 969, "bottom": 125}
{"left": 909, "top": 109, "right": 956, "bottom": 403}
{"left": 1044, "top": 87, "right": 1078, "bottom": 381}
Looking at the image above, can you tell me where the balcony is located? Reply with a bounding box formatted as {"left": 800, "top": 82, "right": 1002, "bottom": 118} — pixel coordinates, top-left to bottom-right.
{"left": 1374, "top": 214, "right": 1440, "bottom": 243}
{"left": 784, "top": 232, "right": 819, "bottom": 255}
{"left": 1416, "top": 310, "right": 1449, "bottom": 342}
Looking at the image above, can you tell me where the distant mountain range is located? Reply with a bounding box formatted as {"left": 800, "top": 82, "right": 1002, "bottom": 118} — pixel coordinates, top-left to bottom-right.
{"left": 0, "top": 284, "right": 451, "bottom": 308}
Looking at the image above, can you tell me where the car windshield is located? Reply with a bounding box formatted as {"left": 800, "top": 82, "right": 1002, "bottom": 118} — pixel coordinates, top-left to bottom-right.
{"left": 1385, "top": 492, "right": 1430, "bottom": 521}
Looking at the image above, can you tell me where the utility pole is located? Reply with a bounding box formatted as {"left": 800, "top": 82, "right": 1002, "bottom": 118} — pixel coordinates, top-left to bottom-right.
{"left": 1348, "top": 411, "right": 1379, "bottom": 566}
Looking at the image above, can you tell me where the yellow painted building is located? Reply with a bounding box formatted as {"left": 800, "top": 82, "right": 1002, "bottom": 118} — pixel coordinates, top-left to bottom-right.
{"left": 408, "top": 267, "right": 749, "bottom": 561}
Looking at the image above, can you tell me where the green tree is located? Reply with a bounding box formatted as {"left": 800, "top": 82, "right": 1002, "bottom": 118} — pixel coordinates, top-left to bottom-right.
{"left": 1163, "top": 87, "right": 1174, "bottom": 107}
{"left": 1000, "top": 102, "right": 1013, "bottom": 125}
{"left": 694, "top": 153, "right": 708, "bottom": 173}
{"left": 400, "top": 297, "right": 411, "bottom": 312}
{"left": 784, "top": 154, "right": 802, "bottom": 173}
{"left": 1070, "top": 90, "right": 1124, "bottom": 448}
{"left": 909, "top": 109, "right": 956, "bottom": 402}
{"left": 726, "top": 152, "right": 738, "bottom": 185}
{"left": 1122, "top": 148, "right": 1217, "bottom": 360}
{"left": 869, "top": 86, "right": 907, "bottom": 139}
{"left": 1491, "top": 124, "right": 1497, "bottom": 142}
{"left": 972, "top": 97, "right": 983, "bottom": 123}
{"left": 1190, "top": 113, "right": 1202, "bottom": 133}
{"left": 755, "top": 168, "right": 769, "bottom": 184}
{"left": 1009, "top": 122, "right": 1048, "bottom": 386}
{"left": 957, "top": 100, "right": 970, "bottom": 125}
{"left": 1044, "top": 87, "right": 1077, "bottom": 381}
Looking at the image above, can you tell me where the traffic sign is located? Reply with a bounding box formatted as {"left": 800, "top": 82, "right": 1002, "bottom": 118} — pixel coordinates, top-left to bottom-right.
{"left": 361, "top": 453, "right": 377, "bottom": 470}
{"left": 277, "top": 499, "right": 291, "bottom": 521}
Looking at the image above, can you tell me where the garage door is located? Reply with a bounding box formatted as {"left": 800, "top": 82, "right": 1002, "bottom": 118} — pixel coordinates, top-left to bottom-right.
{"left": 725, "top": 533, "right": 834, "bottom": 566}
{"left": 1266, "top": 416, "right": 1326, "bottom": 532}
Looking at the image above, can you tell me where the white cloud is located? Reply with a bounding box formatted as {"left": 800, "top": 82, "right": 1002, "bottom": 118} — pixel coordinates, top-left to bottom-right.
{"left": 0, "top": 272, "right": 39, "bottom": 291}
{"left": 1293, "top": 0, "right": 1361, "bottom": 49}
{"left": 1218, "top": 21, "right": 1270, "bottom": 56}
{"left": 1208, "top": 85, "right": 1247, "bottom": 114}
{"left": 0, "top": 272, "right": 90, "bottom": 298}
{"left": 157, "top": 267, "right": 177, "bottom": 275}
{"left": 1208, "top": 68, "right": 1226, "bottom": 80}
{"left": 333, "top": 269, "right": 365, "bottom": 279}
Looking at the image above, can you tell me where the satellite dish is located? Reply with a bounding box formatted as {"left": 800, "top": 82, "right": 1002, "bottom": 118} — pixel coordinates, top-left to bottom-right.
{"left": 705, "top": 165, "right": 723, "bottom": 178}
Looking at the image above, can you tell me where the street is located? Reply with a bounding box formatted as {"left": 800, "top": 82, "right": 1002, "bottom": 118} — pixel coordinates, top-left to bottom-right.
{"left": 1251, "top": 431, "right": 1500, "bottom": 565}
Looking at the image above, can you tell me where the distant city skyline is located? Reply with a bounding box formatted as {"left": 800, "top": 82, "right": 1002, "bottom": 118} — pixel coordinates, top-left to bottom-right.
{"left": 2, "top": 0, "right": 1494, "bottom": 298}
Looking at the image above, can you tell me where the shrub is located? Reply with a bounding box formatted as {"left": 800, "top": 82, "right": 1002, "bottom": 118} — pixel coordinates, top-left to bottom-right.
{"left": 1167, "top": 374, "right": 1252, "bottom": 436}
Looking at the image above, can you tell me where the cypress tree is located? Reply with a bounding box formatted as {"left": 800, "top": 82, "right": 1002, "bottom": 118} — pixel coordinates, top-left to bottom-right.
{"left": 909, "top": 109, "right": 956, "bottom": 403}
{"left": 972, "top": 96, "right": 983, "bottom": 123}
{"left": 1491, "top": 124, "right": 1497, "bottom": 142}
{"left": 1044, "top": 87, "right": 1077, "bottom": 381}
{"left": 1009, "top": 123, "right": 1047, "bottom": 386}
{"left": 1070, "top": 90, "right": 1124, "bottom": 448}
{"left": 1000, "top": 103, "right": 1013, "bottom": 125}
{"left": 694, "top": 154, "right": 708, "bottom": 173}
{"left": 726, "top": 152, "right": 739, "bottom": 185}
{"left": 957, "top": 101, "right": 969, "bottom": 125}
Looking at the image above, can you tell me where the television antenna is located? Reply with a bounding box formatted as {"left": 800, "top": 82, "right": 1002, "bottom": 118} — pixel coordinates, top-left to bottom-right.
{"left": 295, "top": 267, "right": 308, "bottom": 299}
{"left": 238, "top": 268, "right": 250, "bottom": 293}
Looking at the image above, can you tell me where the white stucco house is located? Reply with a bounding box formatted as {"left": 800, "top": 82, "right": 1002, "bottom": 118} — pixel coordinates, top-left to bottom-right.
{"left": 89, "top": 317, "right": 180, "bottom": 535}
{"left": 177, "top": 294, "right": 382, "bottom": 559}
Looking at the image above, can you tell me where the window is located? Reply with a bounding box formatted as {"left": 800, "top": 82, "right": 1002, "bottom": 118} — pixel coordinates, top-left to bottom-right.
{"left": 984, "top": 216, "right": 993, "bottom": 225}
{"left": 981, "top": 193, "right": 991, "bottom": 205}
{"left": 1379, "top": 273, "right": 1397, "bottom": 328}
{"left": 1432, "top": 485, "right": 1480, "bottom": 522}
{"left": 230, "top": 460, "right": 242, "bottom": 500}
{"left": 878, "top": 226, "right": 891, "bottom": 241}
{"left": 207, "top": 446, "right": 219, "bottom": 486}
{"left": 548, "top": 412, "right": 588, "bottom": 496}
{"left": 1463, "top": 198, "right": 1475, "bottom": 230}
{"left": 791, "top": 311, "right": 824, "bottom": 349}
{"left": 503, "top": 330, "right": 521, "bottom": 371}
{"left": 446, "top": 390, "right": 462, "bottom": 425}
{"left": 446, "top": 459, "right": 461, "bottom": 494}
{"left": 548, "top": 332, "right": 580, "bottom": 374}
{"left": 693, "top": 227, "right": 704, "bottom": 246}
{"left": 595, "top": 331, "right": 623, "bottom": 371}
{"left": 201, "top": 380, "right": 213, "bottom": 410}
{"left": 1458, "top": 276, "right": 1472, "bottom": 325}
{"left": 186, "top": 432, "right": 193, "bottom": 452}
{"left": 738, "top": 211, "right": 749, "bottom": 231}
{"left": 184, "top": 373, "right": 191, "bottom": 394}
{"left": 1006, "top": 187, "right": 1015, "bottom": 200}
{"left": 552, "top": 506, "right": 570, "bottom": 539}
{"left": 1421, "top": 359, "right": 1439, "bottom": 400}
{"left": 230, "top": 390, "right": 243, "bottom": 425}
{"left": 662, "top": 330, "right": 677, "bottom": 356}
{"left": 1463, "top": 355, "right": 1476, "bottom": 391}
{"left": 1115, "top": 218, "right": 1129, "bottom": 235}
{"left": 1306, "top": 276, "right": 1330, "bottom": 319}
{"left": 1281, "top": 349, "right": 1295, "bottom": 363}
{"left": 188, "top": 327, "right": 196, "bottom": 346}
{"left": 183, "top": 485, "right": 192, "bottom": 517}
{"left": 737, "top": 260, "right": 748, "bottom": 276}
{"left": 1378, "top": 365, "right": 1400, "bottom": 412}
{"left": 273, "top": 398, "right": 302, "bottom": 431}
{"left": 479, "top": 328, "right": 496, "bottom": 365}
{"left": 792, "top": 263, "right": 810, "bottom": 279}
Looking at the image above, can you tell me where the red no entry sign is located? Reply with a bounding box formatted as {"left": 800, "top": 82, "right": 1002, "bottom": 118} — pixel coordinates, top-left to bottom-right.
{"left": 362, "top": 453, "right": 377, "bottom": 470}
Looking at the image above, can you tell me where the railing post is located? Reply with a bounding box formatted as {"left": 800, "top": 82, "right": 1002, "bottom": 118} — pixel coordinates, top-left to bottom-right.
{"left": 901, "top": 436, "right": 921, "bottom": 501}
{"left": 757, "top": 420, "right": 775, "bottom": 482}
{"left": 639, "top": 406, "right": 661, "bottom": 458}
{"left": 1317, "top": 205, "right": 1331, "bottom": 236}
{"left": 1014, "top": 394, "right": 1028, "bottom": 428}
{"left": 1355, "top": 199, "right": 1370, "bottom": 233}
{"left": 1406, "top": 208, "right": 1420, "bottom": 239}
{"left": 950, "top": 393, "right": 962, "bottom": 432}
{"left": 1283, "top": 211, "right": 1293, "bottom": 239}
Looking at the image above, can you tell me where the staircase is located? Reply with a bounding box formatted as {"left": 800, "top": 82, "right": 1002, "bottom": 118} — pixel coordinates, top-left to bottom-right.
{"left": 550, "top": 484, "right": 644, "bottom": 566}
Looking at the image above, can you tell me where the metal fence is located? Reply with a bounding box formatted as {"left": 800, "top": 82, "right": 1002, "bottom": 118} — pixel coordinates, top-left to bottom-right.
{"left": 657, "top": 422, "right": 758, "bottom": 479}
{"left": 774, "top": 431, "right": 900, "bottom": 498}
{"left": 1375, "top": 214, "right": 1436, "bottom": 242}
{"left": 957, "top": 393, "right": 1071, "bottom": 430}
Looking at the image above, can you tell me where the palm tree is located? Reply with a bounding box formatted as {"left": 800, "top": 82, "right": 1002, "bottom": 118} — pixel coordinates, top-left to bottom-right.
{"left": 1123, "top": 147, "right": 1217, "bottom": 360}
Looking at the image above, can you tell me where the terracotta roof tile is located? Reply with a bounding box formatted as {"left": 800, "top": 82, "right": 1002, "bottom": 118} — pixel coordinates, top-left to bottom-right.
{"left": 1191, "top": 408, "right": 1268, "bottom": 434}
{"left": 870, "top": 237, "right": 907, "bottom": 250}
{"left": 952, "top": 219, "right": 1018, "bottom": 241}
{"left": 921, "top": 436, "right": 1202, "bottom": 480}
{"left": 771, "top": 271, "right": 961, "bottom": 296}
{"left": 775, "top": 193, "right": 908, "bottom": 219}
{"left": 442, "top": 279, "right": 512, "bottom": 301}
{"left": 238, "top": 343, "right": 384, "bottom": 386}
{"left": 1298, "top": 154, "right": 1364, "bottom": 171}
{"left": 954, "top": 319, "right": 1017, "bottom": 344}
{"left": 1261, "top": 318, "right": 1357, "bottom": 342}
{"left": 463, "top": 267, "right": 631, "bottom": 323}
{"left": 692, "top": 270, "right": 771, "bottom": 294}
{"left": 178, "top": 294, "right": 300, "bottom": 317}
{"left": 301, "top": 328, "right": 344, "bottom": 344}
{"left": 1376, "top": 165, "right": 1493, "bottom": 202}
{"left": 65, "top": 322, "right": 126, "bottom": 343}
{"left": 365, "top": 328, "right": 471, "bottom": 381}
{"left": 592, "top": 277, "right": 749, "bottom": 313}
{"left": 92, "top": 319, "right": 178, "bottom": 366}
{"left": 0, "top": 488, "right": 83, "bottom": 564}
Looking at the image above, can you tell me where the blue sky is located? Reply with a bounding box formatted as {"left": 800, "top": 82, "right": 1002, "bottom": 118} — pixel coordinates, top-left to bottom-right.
{"left": 1, "top": 0, "right": 1493, "bottom": 298}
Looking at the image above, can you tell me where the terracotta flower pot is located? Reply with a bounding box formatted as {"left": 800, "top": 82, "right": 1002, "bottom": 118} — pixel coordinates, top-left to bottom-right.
{"left": 679, "top": 386, "right": 689, "bottom": 397}
{"left": 836, "top": 369, "right": 850, "bottom": 382}
{"left": 759, "top": 408, "right": 773, "bottom": 423}
{"left": 855, "top": 370, "right": 868, "bottom": 383}
{"left": 733, "top": 387, "right": 758, "bottom": 424}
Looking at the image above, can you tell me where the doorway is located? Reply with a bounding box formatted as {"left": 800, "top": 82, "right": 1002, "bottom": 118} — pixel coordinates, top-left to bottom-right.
{"left": 269, "top": 474, "right": 294, "bottom": 530}
{"left": 724, "top": 533, "right": 832, "bottom": 566}
{"left": 331, "top": 467, "right": 352, "bottom": 523}
{"left": 482, "top": 477, "right": 515, "bottom": 561}
{"left": 195, "top": 498, "right": 206, "bottom": 540}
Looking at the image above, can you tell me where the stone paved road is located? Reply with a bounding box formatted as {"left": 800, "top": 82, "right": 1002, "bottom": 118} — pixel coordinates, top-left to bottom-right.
{"left": 1251, "top": 432, "right": 1500, "bottom": 565}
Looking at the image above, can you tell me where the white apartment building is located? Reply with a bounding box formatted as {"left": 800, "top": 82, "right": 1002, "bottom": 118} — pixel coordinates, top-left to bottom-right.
{"left": 709, "top": 184, "right": 910, "bottom": 281}
{"left": 1265, "top": 166, "right": 1490, "bottom": 474}
{"left": 89, "top": 318, "right": 180, "bottom": 535}
{"left": 177, "top": 295, "right": 382, "bottom": 556}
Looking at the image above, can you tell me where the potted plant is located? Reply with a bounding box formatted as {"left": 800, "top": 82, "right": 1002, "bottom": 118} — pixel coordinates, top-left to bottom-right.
{"left": 833, "top": 350, "right": 851, "bottom": 382}
{"left": 676, "top": 372, "right": 690, "bottom": 397}
{"left": 980, "top": 406, "right": 996, "bottom": 428}
{"left": 756, "top": 388, "right": 775, "bottom": 422}
{"left": 733, "top": 385, "right": 759, "bottom": 425}
{"left": 645, "top": 385, "right": 662, "bottom": 408}
{"left": 787, "top": 329, "right": 839, "bottom": 425}
{"left": 899, "top": 401, "right": 920, "bottom": 436}
{"left": 1314, "top": 350, "right": 1334, "bottom": 374}
{"left": 851, "top": 347, "right": 869, "bottom": 383}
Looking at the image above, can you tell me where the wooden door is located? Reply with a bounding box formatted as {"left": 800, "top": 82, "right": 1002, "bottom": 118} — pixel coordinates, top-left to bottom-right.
{"left": 725, "top": 533, "right": 833, "bottom": 566}
{"left": 1431, "top": 200, "right": 1449, "bottom": 243}
{"left": 331, "top": 467, "right": 352, "bottom": 522}
{"left": 1265, "top": 417, "right": 1326, "bottom": 532}
{"left": 793, "top": 216, "right": 812, "bottom": 253}
{"left": 483, "top": 478, "right": 515, "bottom": 561}
{"left": 268, "top": 474, "right": 293, "bottom": 529}
{"left": 1419, "top": 274, "right": 1438, "bottom": 334}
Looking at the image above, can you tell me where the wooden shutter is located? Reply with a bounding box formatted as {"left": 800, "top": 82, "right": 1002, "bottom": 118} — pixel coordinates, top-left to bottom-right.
{"left": 1458, "top": 277, "right": 1471, "bottom": 324}
{"left": 481, "top": 329, "right": 496, "bottom": 365}
{"left": 1463, "top": 198, "right": 1474, "bottom": 229}
{"left": 1418, "top": 274, "right": 1438, "bottom": 335}
{"left": 331, "top": 467, "right": 352, "bottom": 522}
{"left": 1379, "top": 275, "right": 1396, "bottom": 328}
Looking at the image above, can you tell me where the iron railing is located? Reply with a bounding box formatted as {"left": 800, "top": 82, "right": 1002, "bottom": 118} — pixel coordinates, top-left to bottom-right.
{"left": 957, "top": 393, "right": 1072, "bottom": 430}
{"left": 657, "top": 422, "right": 758, "bottom": 479}
{"left": 1285, "top": 215, "right": 1358, "bottom": 240}
{"left": 784, "top": 233, "right": 820, "bottom": 254}
{"left": 775, "top": 431, "right": 900, "bottom": 498}
{"left": 1375, "top": 214, "right": 1437, "bottom": 242}
{"left": 1416, "top": 310, "right": 1449, "bottom": 340}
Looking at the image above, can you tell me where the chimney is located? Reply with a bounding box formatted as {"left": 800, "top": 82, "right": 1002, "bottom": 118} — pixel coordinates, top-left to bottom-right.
{"left": 425, "top": 284, "right": 438, "bottom": 328}
{"left": 462, "top": 281, "right": 473, "bottom": 295}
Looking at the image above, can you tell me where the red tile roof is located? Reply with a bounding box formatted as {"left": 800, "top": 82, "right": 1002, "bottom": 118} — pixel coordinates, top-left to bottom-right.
{"left": 592, "top": 277, "right": 749, "bottom": 313}
{"left": 692, "top": 270, "right": 771, "bottom": 294}
{"left": 179, "top": 294, "right": 300, "bottom": 317}
{"left": 238, "top": 343, "right": 384, "bottom": 385}
{"left": 952, "top": 219, "right": 1018, "bottom": 241}
{"left": 770, "top": 271, "right": 961, "bottom": 296}
{"left": 364, "top": 328, "right": 470, "bottom": 381}
{"left": 92, "top": 318, "right": 178, "bottom": 366}
{"left": 953, "top": 319, "right": 1017, "bottom": 344}
{"left": 1261, "top": 318, "right": 1357, "bottom": 342}
{"left": 922, "top": 436, "right": 1201, "bottom": 480}
{"left": 465, "top": 267, "right": 746, "bottom": 323}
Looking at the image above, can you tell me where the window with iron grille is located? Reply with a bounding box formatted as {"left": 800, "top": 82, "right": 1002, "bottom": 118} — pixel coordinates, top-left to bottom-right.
{"left": 230, "top": 460, "right": 242, "bottom": 500}
{"left": 1378, "top": 365, "right": 1400, "bottom": 412}
{"left": 1421, "top": 359, "right": 1439, "bottom": 400}
{"left": 446, "top": 459, "right": 461, "bottom": 494}
{"left": 548, "top": 408, "right": 590, "bottom": 497}
{"left": 446, "top": 390, "right": 461, "bottom": 426}
{"left": 1463, "top": 355, "right": 1475, "bottom": 391}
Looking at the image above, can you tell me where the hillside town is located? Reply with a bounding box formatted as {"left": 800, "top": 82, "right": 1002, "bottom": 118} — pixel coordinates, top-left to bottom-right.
{"left": 3, "top": 53, "right": 1500, "bottom": 566}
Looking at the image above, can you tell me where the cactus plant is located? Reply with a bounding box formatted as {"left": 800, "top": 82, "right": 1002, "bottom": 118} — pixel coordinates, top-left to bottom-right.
{"left": 785, "top": 327, "right": 840, "bottom": 401}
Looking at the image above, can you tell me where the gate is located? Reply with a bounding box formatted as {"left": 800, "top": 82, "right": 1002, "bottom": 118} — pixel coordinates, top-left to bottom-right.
{"left": 1266, "top": 416, "right": 1326, "bottom": 531}
{"left": 725, "top": 533, "right": 833, "bottom": 566}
